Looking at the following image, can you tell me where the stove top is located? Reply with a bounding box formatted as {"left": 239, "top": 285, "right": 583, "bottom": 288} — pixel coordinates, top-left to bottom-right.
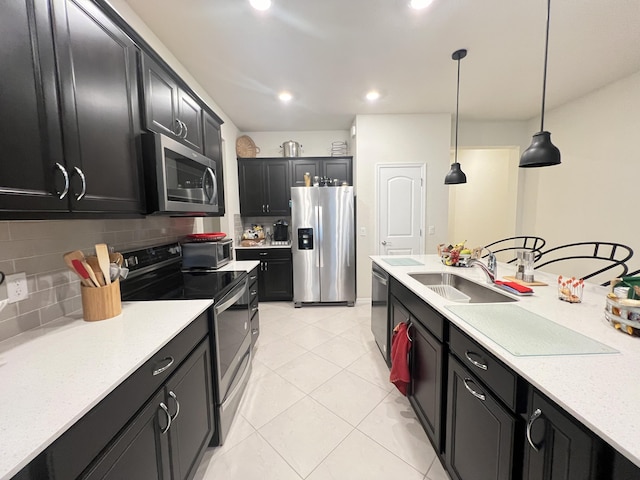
{"left": 120, "top": 243, "right": 246, "bottom": 302}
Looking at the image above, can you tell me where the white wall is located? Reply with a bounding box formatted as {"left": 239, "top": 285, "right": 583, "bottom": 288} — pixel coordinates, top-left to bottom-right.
{"left": 448, "top": 147, "right": 520, "bottom": 256}
{"left": 355, "top": 114, "right": 451, "bottom": 297}
{"left": 520, "top": 71, "right": 640, "bottom": 275}
{"left": 240, "top": 130, "right": 350, "bottom": 158}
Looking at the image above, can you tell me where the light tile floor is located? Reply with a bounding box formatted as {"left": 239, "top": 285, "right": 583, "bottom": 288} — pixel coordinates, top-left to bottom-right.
{"left": 194, "top": 300, "right": 451, "bottom": 480}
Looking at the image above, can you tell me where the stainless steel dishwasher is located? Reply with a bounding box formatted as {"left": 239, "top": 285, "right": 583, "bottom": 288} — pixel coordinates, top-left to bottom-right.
{"left": 371, "top": 263, "right": 391, "bottom": 367}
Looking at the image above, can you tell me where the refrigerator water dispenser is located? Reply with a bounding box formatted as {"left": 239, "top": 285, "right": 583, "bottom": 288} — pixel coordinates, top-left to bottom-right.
{"left": 298, "top": 228, "right": 314, "bottom": 250}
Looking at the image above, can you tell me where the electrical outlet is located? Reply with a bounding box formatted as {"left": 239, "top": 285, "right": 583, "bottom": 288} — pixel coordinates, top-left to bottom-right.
{"left": 359, "top": 227, "right": 366, "bottom": 236}
{"left": 428, "top": 225, "right": 436, "bottom": 235}
{"left": 6, "top": 273, "right": 29, "bottom": 304}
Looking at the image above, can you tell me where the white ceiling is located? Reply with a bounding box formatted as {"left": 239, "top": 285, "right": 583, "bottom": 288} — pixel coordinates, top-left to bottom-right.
{"left": 121, "top": 0, "right": 640, "bottom": 132}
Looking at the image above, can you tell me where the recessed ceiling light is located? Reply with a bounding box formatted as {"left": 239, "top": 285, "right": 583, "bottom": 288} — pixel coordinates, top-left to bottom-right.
{"left": 366, "top": 90, "right": 380, "bottom": 101}
{"left": 250, "top": 0, "right": 271, "bottom": 11}
{"left": 409, "top": 0, "right": 434, "bottom": 10}
{"left": 278, "top": 91, "right": 293, "bottom": 102}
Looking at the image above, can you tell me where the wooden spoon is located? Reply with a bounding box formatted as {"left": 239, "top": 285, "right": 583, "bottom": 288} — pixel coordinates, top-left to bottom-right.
{"left": 85, "top": 256, "right": 106, "bottom": 286}
{"left": 64, "top": 250, "right": 88, "bottom": 284}
{"left": 95, "top": 243, "right": 111, "bottom": 285}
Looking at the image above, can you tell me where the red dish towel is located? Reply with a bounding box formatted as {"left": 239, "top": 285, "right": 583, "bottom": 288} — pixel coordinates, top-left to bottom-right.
{"left": 495, "top": 280, "right": 534, "bottom": 294}
{"left": 389, "top": 322, "right": 411, "bottom": 396}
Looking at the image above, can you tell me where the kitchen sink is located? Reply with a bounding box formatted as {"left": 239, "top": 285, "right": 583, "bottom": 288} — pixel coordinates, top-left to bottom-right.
{"left": 408, "top": 272, "right": 517, "bottom": 303}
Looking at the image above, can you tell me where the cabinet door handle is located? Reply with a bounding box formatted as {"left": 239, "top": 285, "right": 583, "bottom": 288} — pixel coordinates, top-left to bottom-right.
{"left": 264, "top": 261, "right": 268, "bottom": 271}
{"left": 159, "top": 402, "right": 172, "bottom": 434}
{"left": 251, "top": 306, "right": 259, "bottom": 314}
{"left": 262, "top": 204, "right": 265, "bottom": 213}
{"left": 250, "top": 275, "right": 258, "bottom": 281}
{"left": 252, "top": 328, "right": 259, "bottom": 335}
{"left": 174, "top": 119, "right": 183, "bottom": 137}
{"left": 168, "top": 390, "right": 180, "bottom": 421}
{"left": 464, "top": 350, "right": 488, "bottom": 371}
{"left": 463, "top": 378, "right": 486, "bottom": 401}
{"left": 54, "top": 163, "right": 69, "bottom": 199}
{"left": 73, "top": 167, "right": 87, "bottom": 200}
{"left": 153, "top": 356, "right": 175, "bottom": 376}
{"left": 181, "top": 120, "right": 188, "bottom": 139}
{"left": 251, "top": 290, "right": 258, "bottom": 296}
{"left": 266, "top": 204, "right": 270, "bottom": 212}
{"left": 526, "top": 408, "right": 543, "bottom": 452}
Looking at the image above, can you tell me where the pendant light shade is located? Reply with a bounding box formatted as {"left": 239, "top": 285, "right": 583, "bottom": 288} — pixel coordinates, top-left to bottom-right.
{"left": 520, "top": 0, "right": 561, "bottom": 168}
{"left": 445, "top": 48, "right": 468, "bottom": 185}
{"left": 445, "top": 162, "right": 467, "bottom": 184}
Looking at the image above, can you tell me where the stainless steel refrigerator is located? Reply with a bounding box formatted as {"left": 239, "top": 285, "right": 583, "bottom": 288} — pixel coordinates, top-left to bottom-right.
{"left": 291, "top": 186, "right": 356, "bottom": 307}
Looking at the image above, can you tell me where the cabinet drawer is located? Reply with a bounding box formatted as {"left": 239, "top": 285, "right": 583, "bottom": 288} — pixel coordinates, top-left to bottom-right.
{"left": 237, "top": 248, "right": 291, "bottom": 260}
{"left": 390, "top": 277, "right": 444, "bottom": 341}
{"left": 449, "top": 325, "right": 517, "bottom": 411}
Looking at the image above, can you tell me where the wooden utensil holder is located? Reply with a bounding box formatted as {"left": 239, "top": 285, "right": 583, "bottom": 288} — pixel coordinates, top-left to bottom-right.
{"left": 81, "top": 279, "right": 122, "bottom": 321}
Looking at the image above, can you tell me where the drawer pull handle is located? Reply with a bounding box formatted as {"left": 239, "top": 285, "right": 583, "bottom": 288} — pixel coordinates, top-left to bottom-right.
{"left": 464, "top": 351, "right": 488, "bottom": 370}
{"left": 250, "top": 275, "right": 258, "bottom": 281}
{"left": 251, "top": 290, "right": 258, "bottom": 296}
{"left": 526, "top": 408, "right": 543, "bottom": 452}
{"left": 252, "top": 329, "right": 259, "bottom": 335}
{"left": 259, "top": 252, "right": 268, "bottom": 256}
{"left": 168, "top": 390, "right": 180, "bottom": 421}
{"left": 159, "top": 402, "right": 172, "bottom": 434}
{"left": 463, "top": 378, "right": 486, "bottom": 401}
{"left": 153, "top": 356, "right": 175, "bottom": 376}
{"left": 251, "top": 306, "right": 259, "bottom": 313}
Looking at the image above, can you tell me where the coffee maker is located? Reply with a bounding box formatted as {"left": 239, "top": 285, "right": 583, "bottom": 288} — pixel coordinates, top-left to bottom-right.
{"left": 273, "top": 219, "right": 289, "bottom": 243}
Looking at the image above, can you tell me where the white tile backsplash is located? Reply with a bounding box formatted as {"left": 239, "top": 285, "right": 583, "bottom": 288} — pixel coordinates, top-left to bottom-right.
{"left": 0, "top": 217, "right": 200, "bottom": 343}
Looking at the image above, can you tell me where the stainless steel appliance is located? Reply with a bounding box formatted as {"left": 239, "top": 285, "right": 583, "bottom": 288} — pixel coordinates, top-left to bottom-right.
{"left": 291, "top": 186, "right": 355, "bottom": 307}
{"left": 273, "top": 219, "right": 289, "bottom": 242}
{"left": 143, "top": 133, "right": 219, "bottom": 215}
{"left": 182, "top": 238, "right": 234, "bottom": 270}
{"left": 120, "top": 243, "right": 250, "bottom": 446}
{"left": 371, "top": 263, "right": 391, "bottom": 366}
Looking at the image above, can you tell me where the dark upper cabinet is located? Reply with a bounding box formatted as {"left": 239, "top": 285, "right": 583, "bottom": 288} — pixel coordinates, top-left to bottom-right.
{"left": 0, "top": 0, "right": 145, "bottom": 217}
{"left": 523, "top": 389, "right": 597, "bottom": 480}
{"left": 142, "top": 53, "right": 203, "bottom": 153}
{"left": 238, "top": 159, "right": 290, "bottom": 216}
{"left": 323, "top": 157, "right": 352, "bottom": 185}
{"left": 289, "top": 157, "right": 353, "bottom": 187}
{"left": 0, "top": 0, "right": 66, "bottom": 213}
{"left": 291, "top": 159, "right": 321, "bottom": 186}
{"left": 445, "top": 355, "right": 516, "bottom": 480}
{"left": 203, "top": 112, "right": 224, "bottom": 215}
{"left": 53, "top": 0, "right": 144, "bottom": 214}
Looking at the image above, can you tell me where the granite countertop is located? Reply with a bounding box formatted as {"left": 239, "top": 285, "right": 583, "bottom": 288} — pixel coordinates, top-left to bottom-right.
{"left": 370, "top": 254, "right": 640, "bottom": 468}
{"left": 0, "top": 300, "right": 213, "bottom": 480}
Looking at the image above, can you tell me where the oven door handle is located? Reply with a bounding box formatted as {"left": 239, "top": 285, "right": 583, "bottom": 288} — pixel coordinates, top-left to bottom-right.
{"left": 215, "top": 282, "right": 247, "bottom": 315}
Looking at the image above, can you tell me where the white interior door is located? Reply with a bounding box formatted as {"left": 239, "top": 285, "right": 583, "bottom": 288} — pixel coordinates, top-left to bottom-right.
{"left": 377, "top": 164, "right": 425, "bottom": 255}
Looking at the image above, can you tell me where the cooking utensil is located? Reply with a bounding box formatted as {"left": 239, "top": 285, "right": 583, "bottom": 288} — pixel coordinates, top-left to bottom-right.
{"left": 95, "top": 243, "right": 111, "bottom": 285}
{"left": 71, "top": 259, "right": 96, "bottom": 287}
{"left": 280, "top": 140, "right": 302, "bottom": 157}
{"left": 109, "top": 252, "right": 124, "bottom": 267}
{"left": 64, "top": 250, "right": 91, "bottom": 285}
{"left": 85, "top": 256, "right": 106, "bottom": 286}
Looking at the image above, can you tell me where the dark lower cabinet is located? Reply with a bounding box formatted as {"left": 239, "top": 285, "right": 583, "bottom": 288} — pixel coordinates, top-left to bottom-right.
{"left": 445, "top": 355, "right": 516, "bottom": 480}
{"left": 523, "top": 389, "right": 597, "bottom": 480}
{"left": 236, "top": 249, "right": 293, "bottom": 301}
{"left": 407, "top": 309, "right": 445, "bottom": 453}
{"left": 83, "top": 339, "right": 214, "bottom": 480}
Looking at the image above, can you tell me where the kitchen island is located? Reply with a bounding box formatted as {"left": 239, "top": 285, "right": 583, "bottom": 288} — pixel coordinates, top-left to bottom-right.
{"left": 371, "top": 254, "right": 640, "bottom": 477}
{"left": 0, "top": 300, "right": 212, "bottom": 480}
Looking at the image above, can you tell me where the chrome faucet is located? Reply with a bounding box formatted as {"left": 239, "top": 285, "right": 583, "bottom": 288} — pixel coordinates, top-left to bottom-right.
{"left": 467, "top": 249, "right": 498, "bottom": 284}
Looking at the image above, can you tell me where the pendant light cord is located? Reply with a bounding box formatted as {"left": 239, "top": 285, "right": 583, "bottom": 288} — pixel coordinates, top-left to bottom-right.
{"left": 540, "top": 0, "right": 551, "bottom": 132}
{"left": 454, "top": 57, "right": 461, "bottom": 164}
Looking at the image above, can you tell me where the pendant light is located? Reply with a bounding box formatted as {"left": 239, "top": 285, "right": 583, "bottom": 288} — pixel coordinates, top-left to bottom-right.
{"left": 519, "top": 0, "right": 561, "bottom": 168}
{"left": 445, "top": 49, "right": 468, "bottom": 185}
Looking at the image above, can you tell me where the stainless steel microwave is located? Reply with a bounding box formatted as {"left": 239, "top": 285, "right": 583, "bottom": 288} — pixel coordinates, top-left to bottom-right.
{"left": 143, "top": 133, "right": 219, "bottom": 215}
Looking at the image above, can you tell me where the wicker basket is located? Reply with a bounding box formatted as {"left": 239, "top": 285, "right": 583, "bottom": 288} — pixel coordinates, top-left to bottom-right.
{"left": 236, "top": 135, "right": 260, "bottom": 158}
